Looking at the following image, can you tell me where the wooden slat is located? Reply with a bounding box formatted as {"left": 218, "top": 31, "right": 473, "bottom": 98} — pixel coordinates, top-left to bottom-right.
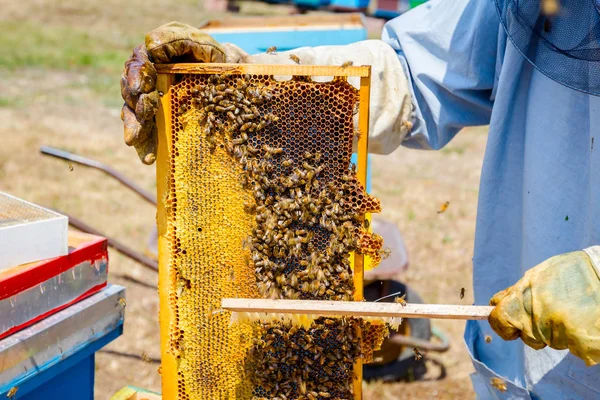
{"left": 155, "top": 74, "right": 178, "bottom": 400}
{"left": 154, "top": 63, "right": 370, "bottom": 77}
{"left": 352, "top": 73, "right": 372, "bottom": 400}
{"left": 202, "top": 13, "right": 365, "bottom": 29}
{"left": 222, "top": 298, "right": 493, "bottom": 320}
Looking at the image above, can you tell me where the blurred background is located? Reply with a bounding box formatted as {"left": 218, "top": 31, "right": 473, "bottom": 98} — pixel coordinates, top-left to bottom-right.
{"left": 0, "top": 0, "right": 486, "bottom": 398}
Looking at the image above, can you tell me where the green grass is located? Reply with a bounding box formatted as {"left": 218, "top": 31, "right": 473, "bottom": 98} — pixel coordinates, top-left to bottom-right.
{"left": 0, "top": 21, "right": 136, "bottom": 106}
{"left": 0, "top": 96, "right": 20, "bottom": 107}
{"left": 441, "top": 146, "right": 466, "bottom": 155}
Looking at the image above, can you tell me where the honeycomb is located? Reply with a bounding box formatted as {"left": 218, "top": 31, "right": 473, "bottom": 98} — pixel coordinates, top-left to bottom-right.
{"left": 161, "top": 66, "right": 388, "bottom": 400}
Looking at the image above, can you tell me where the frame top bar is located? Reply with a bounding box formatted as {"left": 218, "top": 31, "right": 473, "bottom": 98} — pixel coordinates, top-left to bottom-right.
{"left": 155, "top": 63, "right": 371, "bottom": 77}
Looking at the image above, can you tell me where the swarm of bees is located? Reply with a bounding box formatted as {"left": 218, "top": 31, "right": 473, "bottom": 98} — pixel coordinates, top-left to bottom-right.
{"left": 248, "top": 318, "right": 362, "bottom": 399}
{"left": 180, "top": 72, "right": 384, "bottom": 399}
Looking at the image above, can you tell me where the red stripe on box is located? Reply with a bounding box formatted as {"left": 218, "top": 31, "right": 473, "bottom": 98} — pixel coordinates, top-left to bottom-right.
{"left": 0, "top": 237, "right": 108, "bottom": 300}
{"left": 0, "top": 282, "right": 108, "bottom": 341}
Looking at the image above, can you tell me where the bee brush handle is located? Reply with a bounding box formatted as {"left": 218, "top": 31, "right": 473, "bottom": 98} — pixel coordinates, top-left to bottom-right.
{"left": 221, "top": 298, "right": 493, "bottom": 320}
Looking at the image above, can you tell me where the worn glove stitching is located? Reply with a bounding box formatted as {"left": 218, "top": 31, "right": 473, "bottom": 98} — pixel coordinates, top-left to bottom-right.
{"left": 149, "top": 40, "right": 225, "bottom": 58}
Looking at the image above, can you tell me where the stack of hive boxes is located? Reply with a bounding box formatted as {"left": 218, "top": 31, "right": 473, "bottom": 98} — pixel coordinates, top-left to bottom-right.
{"left": 0, "top": 191, "right": 125, "bottom": 399}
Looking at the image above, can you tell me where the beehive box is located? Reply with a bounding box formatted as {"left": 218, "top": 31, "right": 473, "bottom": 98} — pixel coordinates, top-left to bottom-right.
{"left": 155, "top": 63, "right": 387, "bottom": 400}
{"left": 0, "top": 192, "right": 68, "bottom": 271}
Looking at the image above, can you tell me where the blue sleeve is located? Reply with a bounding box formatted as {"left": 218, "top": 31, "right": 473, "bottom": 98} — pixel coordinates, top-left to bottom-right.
{"left": 382, "top": 0, "right": 500, "bottom": 150}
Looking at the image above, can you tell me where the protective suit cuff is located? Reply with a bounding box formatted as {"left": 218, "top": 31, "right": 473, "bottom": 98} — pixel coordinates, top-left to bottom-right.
{"left": 583, "top": 246, "right": 600, "bottom": 277}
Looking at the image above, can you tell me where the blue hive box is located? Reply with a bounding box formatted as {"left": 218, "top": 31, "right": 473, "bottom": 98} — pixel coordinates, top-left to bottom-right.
{"left": 201, "top": 13, "right": 367, "bottom": 54}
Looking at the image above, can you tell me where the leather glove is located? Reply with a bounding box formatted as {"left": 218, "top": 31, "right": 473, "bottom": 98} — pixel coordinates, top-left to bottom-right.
{"left": 121, "top": 21, "right": 250, "bottom": 165}
{"left": 489, "top": 248, "right": 600, "bottom": 366}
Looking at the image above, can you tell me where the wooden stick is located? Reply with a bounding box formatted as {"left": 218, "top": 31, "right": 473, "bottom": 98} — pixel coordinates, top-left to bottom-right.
{"left": 222, "top": 298, "right": 492, "bottom": 320}
{"left": 154, "top": 63, "right": 370, "bottom": 77}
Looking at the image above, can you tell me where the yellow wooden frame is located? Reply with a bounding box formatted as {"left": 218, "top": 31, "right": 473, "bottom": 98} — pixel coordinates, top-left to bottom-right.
{"left": 156, "top": 63, "right": 371, "bottom": 400}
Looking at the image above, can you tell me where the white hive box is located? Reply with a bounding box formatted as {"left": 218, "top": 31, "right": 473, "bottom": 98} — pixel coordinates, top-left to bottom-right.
{"left": 0, "top": 192, "right": 68, "bottom": 271}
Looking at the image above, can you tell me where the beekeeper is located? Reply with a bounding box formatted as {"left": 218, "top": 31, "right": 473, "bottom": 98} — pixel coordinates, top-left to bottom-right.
{"left": 120, "top": 0, "right": 600, "bottom": 398}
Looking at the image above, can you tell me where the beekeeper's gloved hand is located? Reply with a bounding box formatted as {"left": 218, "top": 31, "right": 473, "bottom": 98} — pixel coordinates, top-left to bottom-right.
{"left": 489, "top": 248, "right": 600, "bottom": 366}
{"left": 121, "top": 21, "right": 251, "bottom": 164}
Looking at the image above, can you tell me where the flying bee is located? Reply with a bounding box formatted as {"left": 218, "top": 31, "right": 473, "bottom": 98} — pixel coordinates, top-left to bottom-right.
{"left": 437, "top": 201, "right": 450, "bottom": 214}
{"left": 490, "top": 377, "right": 507, "bottom": 393}
{"left": 6, "top": 387, "right": 17, "bottom": 399}
{"left": 266, "top": 46, "right": 277, "bottom": 54}
{"left": 379, "top": 248, "right": 392, "bottom": 260}
{"left": 460, "top": 287, "right": 465, "bottom": 299}
{"left": 118, "top": 297, "right": 127, "bottom": 308}
{"left": 341, "top": 60, "right": 353, "bottom": 68}
{"left": 68, "top": 163, "right": 74, "bottom": 172}
{"left": 413, "top": 347, "right": 423, "bottom": 361}
{"left": 395, "top": 293, "right": 407, "bottom": 306}
{"left": 141, "top": 352, "right": 152, "bottom": 363}
{"left": 485, "top": 335, "right": 492, "bottom": 343}
{"left": 289, "top": 54, "right": 301, "bottom": 64}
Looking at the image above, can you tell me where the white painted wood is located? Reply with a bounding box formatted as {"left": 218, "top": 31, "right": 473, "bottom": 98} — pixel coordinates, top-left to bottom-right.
{"left": 0, "top": 192, "right": 68, "bottom": 271}
{"left": 222, "top": 298, "right": 493, "bottom": 320}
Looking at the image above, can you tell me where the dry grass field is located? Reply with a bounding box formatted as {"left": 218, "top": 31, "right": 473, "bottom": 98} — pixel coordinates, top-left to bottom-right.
{"left": 1, "top": 1, "right": 487, "bottom": 398}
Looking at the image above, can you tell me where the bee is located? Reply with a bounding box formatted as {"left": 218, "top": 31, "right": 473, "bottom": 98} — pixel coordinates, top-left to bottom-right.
{"left": 437, "top": 201, "right": 450, "bottom": 214}
{"left": 7, "top": 387, "right": 17, "bottom": 399}
{"left": 460, "top": 287, "right": 465, "bottom": 299}
{"left": 379, "top": 248, "right": 392, "bottom": 260}
{"left": 363, "top": 219, "right": 370, "bottom": 229}
{"left": 266, "top": 46, "right": 277, "bottom": 54}
{"left": 141, "top": 352, "right": 152, "bottom": 363}
{"left": 490, "top": 377, "right": 507, "bottom": 392}
{"left": 413, "top": 347, "right": 423, "bottom": 361}
{"left": 68, "top": 163, "right": 74, "bottom": 172}
{"left": 178, "top": 104, "right": 188, "bottom": 115}
{"left": 289, "top": 54, "right": 301, "bottom": 64}
{"left": 118, "top": 297, "right": 126, "bottom": 308}
{"left": 485, "top": 335, "right": 492, "bottom": 343}
{"left": 341, "top": 60, "right": 353, "bottom": 68}
{"left": 402, "top": 119, "right": 414, "bottom": 131}
{"left": 395, "top": 293, "right": 407, "bottom": 307}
